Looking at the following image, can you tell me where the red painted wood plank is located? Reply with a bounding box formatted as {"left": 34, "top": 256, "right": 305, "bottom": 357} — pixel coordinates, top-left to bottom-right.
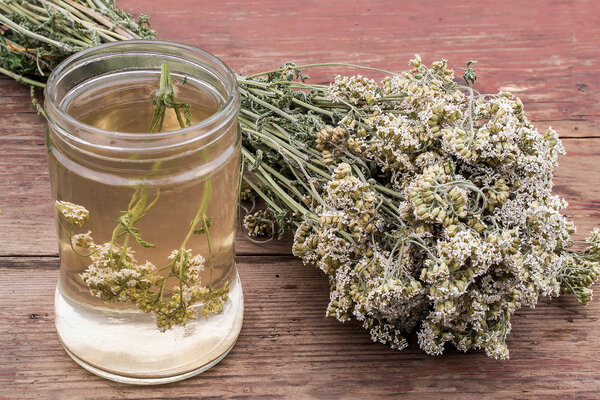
{"left": 1, "top": 256, "right": 599, "bottom": 399}
{"left": 1, "top": 1, "right": 600, "bottom": 397}
{"left": 116, "top": 0, "right": 600, "bottom": 135}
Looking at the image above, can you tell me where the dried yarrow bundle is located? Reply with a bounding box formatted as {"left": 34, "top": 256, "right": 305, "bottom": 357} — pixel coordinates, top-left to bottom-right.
{"left": 238, "top": 58, "right": 600, "bottom": 359}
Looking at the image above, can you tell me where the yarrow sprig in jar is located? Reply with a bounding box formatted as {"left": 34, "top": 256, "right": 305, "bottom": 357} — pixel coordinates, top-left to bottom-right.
{"left": 45, "top": 41, "right": 242, "bottom": 384}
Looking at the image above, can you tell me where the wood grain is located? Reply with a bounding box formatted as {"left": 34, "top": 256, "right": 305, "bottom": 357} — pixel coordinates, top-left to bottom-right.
{"left": 2, "top": 0, "right": 600, "bottom": 398}
{"left": 1, "top": 256, "right": 599, "bottom": 399}
{"left": 1, "top": 112, "right": 597, "bottom": 255}
{"left": 120, "top": 0, "right": 600, "bottom": 137}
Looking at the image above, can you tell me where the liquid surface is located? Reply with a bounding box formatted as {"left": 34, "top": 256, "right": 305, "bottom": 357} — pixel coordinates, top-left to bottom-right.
{"left": 65, "top": 72, "right": 220, "bottom": 133}
{"left": 50, "top": 69, "right": 242, "bottom": 381}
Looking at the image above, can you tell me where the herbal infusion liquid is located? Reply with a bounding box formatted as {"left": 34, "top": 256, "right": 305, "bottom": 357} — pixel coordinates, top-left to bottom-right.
{"left": 44, "top": 41, "right": 243, "bottom": 384}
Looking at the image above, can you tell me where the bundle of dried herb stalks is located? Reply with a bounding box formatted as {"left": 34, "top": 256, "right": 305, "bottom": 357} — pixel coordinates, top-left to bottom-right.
{"left": 0, "top": 0, "right": 154, "bottom": 87}
{"left": 2, "top": 1, "right": 599, "bottom": 360}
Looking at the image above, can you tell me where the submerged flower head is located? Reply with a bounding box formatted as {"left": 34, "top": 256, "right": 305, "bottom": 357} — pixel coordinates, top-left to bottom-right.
{"left": 71, "top": 231, "right": 96, "bottom": 250}
{"left": 55, "top": 200, "right": 89, "bottom": 227}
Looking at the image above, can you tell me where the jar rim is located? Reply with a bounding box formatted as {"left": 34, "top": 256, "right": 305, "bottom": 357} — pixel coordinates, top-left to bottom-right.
{"left": 44, "top": 40, "right": 239, "bottom": 141}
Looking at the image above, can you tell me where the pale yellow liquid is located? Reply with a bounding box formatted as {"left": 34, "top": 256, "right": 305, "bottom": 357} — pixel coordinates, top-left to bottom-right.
{"left": 55, "top": 74, "right": 236, "bottom": 305}
{"left": 50, "top": 71, "right": 243, "bottom": 383}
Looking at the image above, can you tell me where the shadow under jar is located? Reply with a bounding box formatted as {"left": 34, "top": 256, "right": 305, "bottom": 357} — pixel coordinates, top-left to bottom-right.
{"left": 44, "top": 41, "right": 243, "bottom": 385}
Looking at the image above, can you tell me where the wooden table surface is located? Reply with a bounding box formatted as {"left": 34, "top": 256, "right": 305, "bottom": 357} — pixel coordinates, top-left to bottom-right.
{"left": 2, "top": 0, "right": 600, "bottom": 398}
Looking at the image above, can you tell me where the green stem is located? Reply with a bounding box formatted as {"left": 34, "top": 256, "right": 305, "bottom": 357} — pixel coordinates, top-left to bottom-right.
{"left": 243, "top": 176, "right": 285, "bottom": 214}
{"left": 372, "top": 183, "right": 405, "bottom": 200}
{"left": 247, "top": 62, "right": 399, "bottom": 78}
{"left": 149, "top": 64, "right": 171, "bottom": 132}
{"left": 0, "top": 67, "right": 46, "bottom": 88}
{"left": 0, "top": 13, "right": 74, "bottom": 52}
{"left": 239, "top": 87, "right": 297, "bottom": 122}
{"left": 202, "top": 212, "right": 213, "bottom": 291}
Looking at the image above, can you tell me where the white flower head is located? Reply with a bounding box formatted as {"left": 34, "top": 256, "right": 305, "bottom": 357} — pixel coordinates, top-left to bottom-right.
{"left": 55, "top": 200, "right": 89, "bottom": 226}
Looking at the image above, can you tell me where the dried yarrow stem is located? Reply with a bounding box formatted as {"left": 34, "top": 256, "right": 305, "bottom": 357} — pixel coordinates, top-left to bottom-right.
{"left": 55, "top": 65, "right": 228, "bottom": 331}
{"left": 238, "top": 58, "right": 600, "bottom": 359}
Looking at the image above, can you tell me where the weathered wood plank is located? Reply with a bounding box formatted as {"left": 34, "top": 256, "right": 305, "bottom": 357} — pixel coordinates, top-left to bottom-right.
{"left": 1, "top": 131, "right": 598, "bottom": 256}
{"left": 1, "top": 256, "right": 599, "bottom": 399}
{"left": 1, "top": 0, "right": 600, "bottom": 397}
{"left": 117, "top": 0, "right": 600, "bottom": 136}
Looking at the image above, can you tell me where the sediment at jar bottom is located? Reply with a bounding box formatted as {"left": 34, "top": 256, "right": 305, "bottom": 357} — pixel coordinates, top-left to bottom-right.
{"left": 55, "top": 273, "right": 244, "bottom": 382}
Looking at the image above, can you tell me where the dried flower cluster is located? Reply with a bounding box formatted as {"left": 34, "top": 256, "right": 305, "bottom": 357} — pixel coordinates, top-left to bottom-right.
{"left": 239, "top": 57, "right": 600, "bottom": 359}
{"left": 56, "top": 193, "right": 229, "bottom": 331}
{"left": 55, "top": 200, "right": 89, "bottom": 227}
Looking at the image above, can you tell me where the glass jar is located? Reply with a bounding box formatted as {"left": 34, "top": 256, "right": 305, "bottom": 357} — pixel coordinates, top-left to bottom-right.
{"left": 44, "top": 41, "right": 243, "bottom": 384}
